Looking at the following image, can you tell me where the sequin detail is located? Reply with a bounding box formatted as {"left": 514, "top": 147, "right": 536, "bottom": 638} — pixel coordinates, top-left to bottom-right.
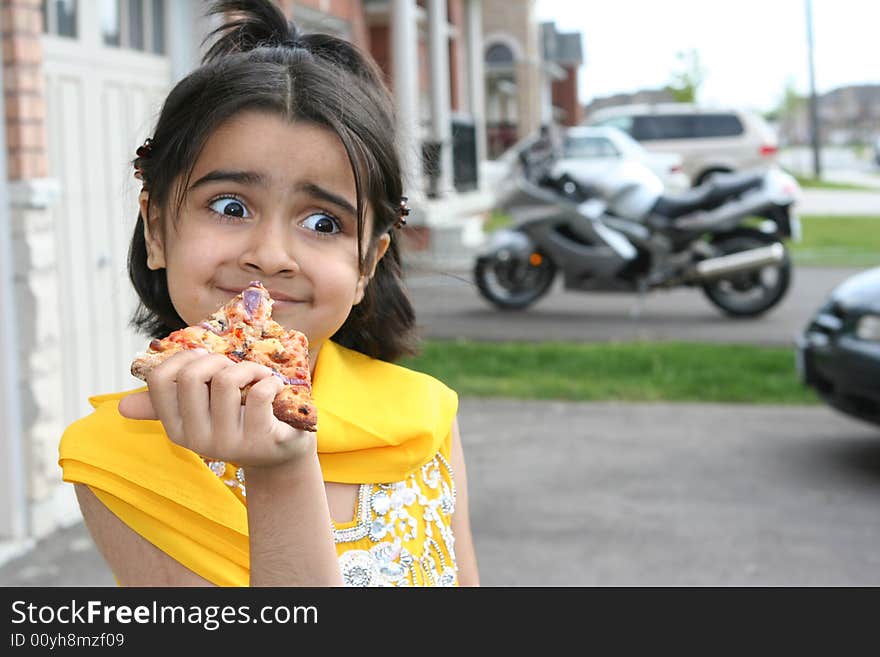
{"left": 201, "top": 452, "right": 458, "bottom": 587}
{"left": 334, "top": 453, "right": 458, "bottom": 587}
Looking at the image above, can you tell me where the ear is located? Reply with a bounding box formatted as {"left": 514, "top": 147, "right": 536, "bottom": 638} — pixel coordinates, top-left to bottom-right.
{"left": 139, "top": 190, "right": 166, "bottom": 270}
{"left": 353, "top": 233, "right": 391, "bottom": 305}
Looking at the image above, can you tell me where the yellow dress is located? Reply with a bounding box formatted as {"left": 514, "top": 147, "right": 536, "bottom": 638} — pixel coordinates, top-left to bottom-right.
{"left": 58, "top": 340, "right": 459, "bottom": 587}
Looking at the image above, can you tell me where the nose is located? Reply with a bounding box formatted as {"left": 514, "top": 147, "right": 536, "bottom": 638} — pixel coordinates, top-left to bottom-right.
{"left": 238, "top": 217, "right": 299, "bottom": 277}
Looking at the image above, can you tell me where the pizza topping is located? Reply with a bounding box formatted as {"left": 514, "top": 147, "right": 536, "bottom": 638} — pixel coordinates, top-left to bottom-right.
{"left": 243, "top": 288, "right": 263, "bottom": 318}
{"left": 269, "top": 370, "right": 310, "bottom": 387}
{"left": 199, "top": 317, "right": 228, "bottom": 335}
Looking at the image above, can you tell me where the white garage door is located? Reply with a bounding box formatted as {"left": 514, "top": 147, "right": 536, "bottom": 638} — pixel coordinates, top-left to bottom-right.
{"left": 43, "top": 0, "right": 172, "bottom": 424}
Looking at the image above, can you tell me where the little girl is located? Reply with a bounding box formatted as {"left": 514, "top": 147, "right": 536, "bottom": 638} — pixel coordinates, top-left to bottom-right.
{"left": 58, "top": 0, "right": 479, "bottom": 588}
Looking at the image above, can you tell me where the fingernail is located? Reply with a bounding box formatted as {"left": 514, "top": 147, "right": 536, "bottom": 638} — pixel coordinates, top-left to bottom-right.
{"left": 192, "top": 348, "right": 209, "bottom": 354}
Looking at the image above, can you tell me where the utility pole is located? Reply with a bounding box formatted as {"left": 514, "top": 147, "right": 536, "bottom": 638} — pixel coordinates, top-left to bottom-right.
{"left": 805, "top": 0, "right": 822, "bottom": 178}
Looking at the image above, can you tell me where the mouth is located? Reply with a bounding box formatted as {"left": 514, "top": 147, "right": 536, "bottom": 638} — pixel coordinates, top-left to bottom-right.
{"left": 217, "top": 287, "right": 302, "bottom": 304}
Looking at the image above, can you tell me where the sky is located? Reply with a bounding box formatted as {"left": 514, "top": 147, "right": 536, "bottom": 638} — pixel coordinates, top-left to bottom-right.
{"left": 534, "top": 0, "right": 879, "bottom": 113}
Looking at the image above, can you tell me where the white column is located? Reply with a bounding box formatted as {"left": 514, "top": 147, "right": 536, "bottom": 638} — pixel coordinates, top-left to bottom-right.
{"left": 427, "top": 0, "right": 453, "bottom": 197}
{"left": 392, "top": 0, "right": 422, "bottom": 197}
{"left": 465, "top": 0, "right": 487, "bottom": 172}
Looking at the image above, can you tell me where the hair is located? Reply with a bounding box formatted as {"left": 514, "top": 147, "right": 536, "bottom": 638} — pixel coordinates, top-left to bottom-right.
{"left": 128, "top": 0, "right": 417, "bottom": 362}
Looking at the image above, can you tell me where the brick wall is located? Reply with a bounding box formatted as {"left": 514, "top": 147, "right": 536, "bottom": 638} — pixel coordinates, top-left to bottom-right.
{"left": 552, "top": 64, "right": 581, "bottom": 126}
{"left": 2, "top": 0, "right": 48, "bottom": 180}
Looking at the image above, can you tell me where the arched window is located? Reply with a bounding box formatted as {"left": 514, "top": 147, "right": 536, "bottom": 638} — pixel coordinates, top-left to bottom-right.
{"left": 485, "top": 42, "right": 514, "bottom": 65}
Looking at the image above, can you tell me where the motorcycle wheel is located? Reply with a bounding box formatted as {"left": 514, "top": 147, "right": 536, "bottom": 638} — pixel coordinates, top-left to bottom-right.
{"left": 474, "top": 252, "right": 557, "bottom": 310}
{"left": 700, "top": 230, "right": 792, "bottom": 317}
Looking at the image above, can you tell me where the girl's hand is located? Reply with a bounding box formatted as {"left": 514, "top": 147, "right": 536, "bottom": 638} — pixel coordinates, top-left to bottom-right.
{"left": 118, "top": 350, "right": 316, "bottom": 468}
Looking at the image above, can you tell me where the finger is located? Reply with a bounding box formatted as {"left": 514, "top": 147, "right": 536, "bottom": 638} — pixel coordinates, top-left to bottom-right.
{"left": 177, "top": 354, "right": 237, "bottom": 450}
{"left": 145, "top": 349, "right": 211, "bottom": 442}
{"left": 241, "top": 373, "right": 289, "bottom": 445}
{"left": 210, "top": 361, "right": 277, "bottom": 439}
{"left": 117, "top": 391, "right": 156, "bottom": 420}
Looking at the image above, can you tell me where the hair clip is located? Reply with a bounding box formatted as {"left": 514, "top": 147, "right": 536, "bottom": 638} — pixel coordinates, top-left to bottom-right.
{"left": 395, "top": 196, "right": 410, "bottom": 229}
{"left": 133, "top": 138, "right": 153, "bottom": 184}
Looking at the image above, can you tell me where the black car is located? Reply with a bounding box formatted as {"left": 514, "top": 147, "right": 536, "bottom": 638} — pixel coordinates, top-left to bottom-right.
{"left": 796, "top": 266, "right": 880, "bottom": 427}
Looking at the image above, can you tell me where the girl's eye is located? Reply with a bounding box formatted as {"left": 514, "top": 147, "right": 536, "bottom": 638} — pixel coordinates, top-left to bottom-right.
{"left": 208, "top": 196, "right": 251, "bottom": 219}
{"left": 301, "top": 212, "right": 341, "bottom": 234}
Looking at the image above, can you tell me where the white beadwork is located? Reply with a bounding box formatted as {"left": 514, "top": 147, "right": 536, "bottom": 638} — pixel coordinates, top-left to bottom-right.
{"left": 338, "top": 550, "right": 380, "bottom": 587}
{"left": 334, "top": 453, "right": 459, "bottom": 587}
{"left": 202, "top": 452, "right": 458, "bottom": 587}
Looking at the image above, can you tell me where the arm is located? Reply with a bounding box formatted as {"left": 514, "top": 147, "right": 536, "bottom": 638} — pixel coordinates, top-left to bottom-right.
{"left": 244, "top": 453, "right": 342, "bottom": 586}
{"left": 75, "top": 459, "right": 342, "bottom": 587}
{"left": 449, "top": 417, "right": 481, "bottom": 586}
{"left": 116, "top": 350, "right": 342, "bottom": 587}
{"left": 74, "top": 484, "right": 215, "bottom": 586}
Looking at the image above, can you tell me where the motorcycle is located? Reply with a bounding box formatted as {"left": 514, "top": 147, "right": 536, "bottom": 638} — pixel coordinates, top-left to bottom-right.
{"left": 473, "top": 147, "right": 801, "bottom": 317}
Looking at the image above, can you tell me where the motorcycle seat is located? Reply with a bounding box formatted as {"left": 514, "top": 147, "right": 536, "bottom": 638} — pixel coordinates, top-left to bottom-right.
{"left": 707, "top": 171, "right": 765, "bottom": 203}
{"left": 651, "top": 172, "right": 765, "bottom": 219}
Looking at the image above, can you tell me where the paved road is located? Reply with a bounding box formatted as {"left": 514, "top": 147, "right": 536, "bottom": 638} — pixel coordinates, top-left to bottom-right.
{"left": 2, "top": 399, "right": 878, "bottom": 587}
{"left": 406, "top": 265, "right": 859, "bottom": 347}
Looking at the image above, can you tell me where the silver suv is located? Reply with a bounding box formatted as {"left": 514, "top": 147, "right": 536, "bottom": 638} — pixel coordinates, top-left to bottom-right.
{"left": 587, "top": 103, "right": 780, "bottom": 186}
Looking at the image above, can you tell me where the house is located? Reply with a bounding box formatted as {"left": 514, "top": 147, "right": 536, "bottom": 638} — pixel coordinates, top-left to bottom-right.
{"left": 583, "top": 88, "right": 677, "bottom": 122}
{"left": 0, "top": 0, "right": 502, "bottom": 560}
{"left": 482, "top": 0, "right": 584, "bottom": 158}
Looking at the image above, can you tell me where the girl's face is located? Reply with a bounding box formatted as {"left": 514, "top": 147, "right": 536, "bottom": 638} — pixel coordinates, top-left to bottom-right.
{"left": 140, "top": 110, "right": 389, "bottom": 368}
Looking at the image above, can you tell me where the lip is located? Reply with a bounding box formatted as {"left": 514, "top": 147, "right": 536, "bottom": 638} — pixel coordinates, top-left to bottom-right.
{"left": 218, "top": 287, "right": 301, "bottom": 303}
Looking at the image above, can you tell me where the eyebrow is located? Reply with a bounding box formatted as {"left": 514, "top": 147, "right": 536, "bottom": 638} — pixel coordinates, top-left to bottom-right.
{"left": 294, "top": 182, "right": 357, "bottom": 218}
{"left": 188, "top": 170, "right": 357, "bottom": 217}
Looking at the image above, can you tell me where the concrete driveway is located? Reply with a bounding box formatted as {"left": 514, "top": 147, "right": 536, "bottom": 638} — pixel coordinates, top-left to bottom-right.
{"left": 2, "top": 398, "right": 878, "bottom": 587}
{"left": 462, "top": 398, "right": 880, "bottom": 586}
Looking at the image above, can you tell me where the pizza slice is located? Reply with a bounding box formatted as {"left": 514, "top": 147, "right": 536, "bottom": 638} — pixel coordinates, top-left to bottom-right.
{"left": 130, "top": 281, "right": 318, "bottom": 432}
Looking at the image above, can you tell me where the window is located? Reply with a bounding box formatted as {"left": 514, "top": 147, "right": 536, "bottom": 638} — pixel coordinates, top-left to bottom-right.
{"left": 100, "top": 0, "right": 166, "bottom": 54}
{"left": 151, "top": 0, "right": 165, "bottom": 54}
{"left": 633, "top": 115, "right": 694, "bottom": 141}
{"left": 129, "top": 0, "right": 145, "bottom": 50}
{"left": 564, "top": 136, "right": 620, "bottom": 159}
{"left": 101, "top": 0, "right": 121, "bottom": 45}
{"left": 593, "top": 116, "right": 634, "bottom": 135}
{"left": 693, "top": 114, "right": 745, "bottom": 138}
{"left": 628, "top": 113, "right": 745, "bottom": 141}
{"left": 42, "top": 0, "right": 78, "bottom": 38}
{"left": 485, "top": 43, "right": 515, "bottom": 65}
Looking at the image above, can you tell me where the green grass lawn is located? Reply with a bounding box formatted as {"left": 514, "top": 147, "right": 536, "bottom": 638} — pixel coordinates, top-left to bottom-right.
{"left": 792, "top": 215, "right": 880, "bottom": 267}
{"left": 401, "top": 340, "right": 818, "bottom": 405}
{"left": 792, "top": 175, "right": 877, "bottom": 192}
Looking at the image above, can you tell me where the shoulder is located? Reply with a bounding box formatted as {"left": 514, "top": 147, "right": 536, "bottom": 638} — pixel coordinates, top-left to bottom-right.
{"left": 315, "top": 341, "right": 458, "bottom": 417}
{"left": 313, "top": 342, "right": 459, "bottom": 467}
{"left": 60, "top": 387, "right": 146, "bottom": 453}
{"left": 58, "top": 387, "right": 211, "bottom": 501}
{"left": 59, "top": 387, "right": 164, "bottom": 463}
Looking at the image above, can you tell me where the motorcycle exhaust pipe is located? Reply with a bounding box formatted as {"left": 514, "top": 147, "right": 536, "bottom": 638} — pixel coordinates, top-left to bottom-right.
{"left": 692, "top": 243, "right": 786, "bottom": 280}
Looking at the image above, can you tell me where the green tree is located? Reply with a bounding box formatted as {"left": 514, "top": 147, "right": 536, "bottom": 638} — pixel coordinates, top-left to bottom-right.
{"left": 767, "top": 76, "right": 809, "bottom": 147}
{"left": 781, "top": 77, "right": 805, "bottom": 116}
{"left": 665, "top": 49, "right": 706, "bottom": 103}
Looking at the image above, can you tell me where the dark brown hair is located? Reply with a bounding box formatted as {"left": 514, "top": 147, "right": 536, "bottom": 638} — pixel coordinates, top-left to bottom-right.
{"left": 128, "top": 0, "right": 416, "bottom": 361}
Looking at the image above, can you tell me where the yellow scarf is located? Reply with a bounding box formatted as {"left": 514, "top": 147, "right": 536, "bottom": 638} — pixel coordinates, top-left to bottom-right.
{"left": 58, "top": 340, "right": 458, "bottom": 585}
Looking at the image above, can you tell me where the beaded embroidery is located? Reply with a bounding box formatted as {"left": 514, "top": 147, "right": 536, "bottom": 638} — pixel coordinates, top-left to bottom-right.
{"left": 202, "top": 452, "right": 458, "bottom": 587}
